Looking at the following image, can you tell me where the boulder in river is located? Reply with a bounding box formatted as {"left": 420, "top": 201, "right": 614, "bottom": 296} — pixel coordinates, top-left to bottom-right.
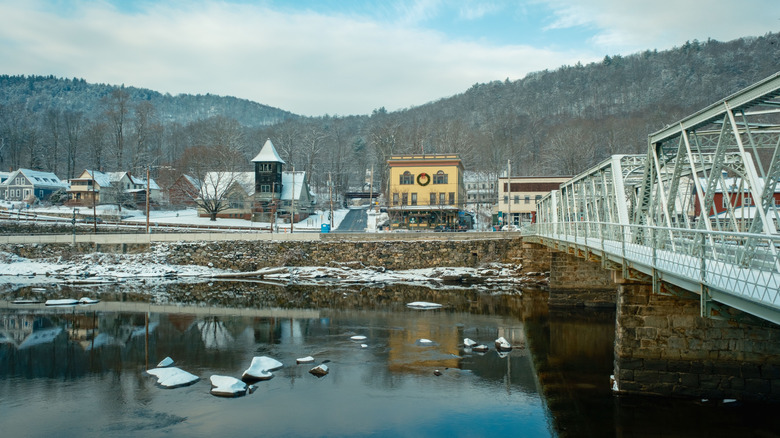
{"left": 309, "top": 364, "right": 329, "bottom": 377}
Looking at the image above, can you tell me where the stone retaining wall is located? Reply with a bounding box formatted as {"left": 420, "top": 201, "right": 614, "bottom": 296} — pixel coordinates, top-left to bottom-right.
{"left": 0, "top": 237, "right": 525, "bottom": 271}
{"left": 614, "top": 282, "right": 780, "bottom": 401}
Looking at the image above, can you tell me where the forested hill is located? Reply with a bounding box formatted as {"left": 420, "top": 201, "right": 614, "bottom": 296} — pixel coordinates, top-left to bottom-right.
{"left": 0, "top": 75, "right": 297, "bottom": 127}
{"left": 388, "top": 33, "right": 780, "bottom": 177}
{"left": 0, "top": 32, "right": 778, "bottom": 201}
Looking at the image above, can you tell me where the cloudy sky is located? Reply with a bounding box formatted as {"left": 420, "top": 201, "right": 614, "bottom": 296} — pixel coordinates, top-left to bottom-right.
{"left": 0, "top": 0, "right": 777, "bottom": 116}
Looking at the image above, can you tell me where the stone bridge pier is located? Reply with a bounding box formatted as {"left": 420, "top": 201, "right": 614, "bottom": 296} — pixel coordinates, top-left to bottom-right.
{"left": 614, "top": 278, "right": 780, "bottom": 402}
{"left": 524, "top": 240, "right": 780, "bottom": 401}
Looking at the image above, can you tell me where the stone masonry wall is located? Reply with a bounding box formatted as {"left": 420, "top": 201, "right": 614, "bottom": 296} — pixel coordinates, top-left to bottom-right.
{"left": 547, "top": 250, "right": 616, "bottom": 307}
{"left": 0, "top": 237, "right": 525, "bottom": 271}
{"left": 614, "top": 282, "right": 780, "bottom": 401}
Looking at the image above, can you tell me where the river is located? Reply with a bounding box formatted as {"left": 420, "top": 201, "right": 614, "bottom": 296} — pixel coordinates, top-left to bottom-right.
{"left": 0, "top": 281, "right": 777, "bottom": 437}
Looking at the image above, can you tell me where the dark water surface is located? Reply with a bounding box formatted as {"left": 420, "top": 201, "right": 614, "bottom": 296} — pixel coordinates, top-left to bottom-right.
{"left": 1, "top": 282, "right": 778, "bottom": 437}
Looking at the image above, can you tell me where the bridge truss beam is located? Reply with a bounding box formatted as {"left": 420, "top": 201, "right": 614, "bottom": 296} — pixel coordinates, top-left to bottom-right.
{"left": 533, "top": 72, "right": 780, "bottom": 325}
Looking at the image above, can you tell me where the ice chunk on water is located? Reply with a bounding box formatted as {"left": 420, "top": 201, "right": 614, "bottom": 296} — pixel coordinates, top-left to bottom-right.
{"left": 210, "top": 375, "right": 247, "bottom": 397}
{"left": 406, "top": 301, "right": 443, "bottom": 309}
{"left": 242, "top": 356, "right": 283, "bottom": 381}
{"left": 147, "top": 367, "right": 199, "bottom": 388}
{"left": 296, "top": 356, "right": 315, "bottom": 364}
{"left": 45, "top": 299, "right": 79, "bottom": 306}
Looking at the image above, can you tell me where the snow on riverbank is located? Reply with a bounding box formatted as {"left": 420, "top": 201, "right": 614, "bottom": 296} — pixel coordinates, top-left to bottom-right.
{"left": 0, "top": 242, "right": 546, "bottom": 293}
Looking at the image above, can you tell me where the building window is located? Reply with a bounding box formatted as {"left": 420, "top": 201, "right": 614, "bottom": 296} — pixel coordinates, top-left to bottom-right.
{"left": 430, "top": 193, "right": 436, "bottom": 205}
{"left": 402, "top": 193, "right": 408, "bottom": 205}
{"left": 448, "top": 192, "right": 455, "bottom": 205}
{"left": 258, "top": 163, "right": 273, "bottom": 172}
{"left": 439, "top": 193, "right": 446, "bottom": 204}
{"left": 504, "top": 195, "right": 508, "bottom": 204}
{"left": 514, "top": 195, "right": 520, "bottom": 204}
{"left": 722, "top": 195, "right": 730, "bottom": 209}
{"left": 535, "top": 195, "right": 542, "bottom": 202}
{"left": 433, "top": 171, "right": 448, "bottom": 184}
{"left": 261, "top": 185, "right": 271, "bottom": 193}
{"left": 400, "top": 171, "right": 413, "bottom": 185}
{"left": 411, "top": 193, "right": 417, "bottom": 206}
{"left": 524, "top": 196, "right": 530, "bottom": 204}
{"left": 743, "top": 195, "right": 752, "bottom": 207}
{"left": 393, "top": 193, "right": 399, "bottom": 205}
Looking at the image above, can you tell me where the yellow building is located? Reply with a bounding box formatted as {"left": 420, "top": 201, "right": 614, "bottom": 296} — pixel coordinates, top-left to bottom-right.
{"left": 387, "top": 154, "right": 467, "bottom": 230}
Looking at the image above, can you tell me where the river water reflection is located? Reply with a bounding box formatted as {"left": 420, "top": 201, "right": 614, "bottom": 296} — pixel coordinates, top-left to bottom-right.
{"left": 1, "top": 282, "right": 778, "bottom": 437}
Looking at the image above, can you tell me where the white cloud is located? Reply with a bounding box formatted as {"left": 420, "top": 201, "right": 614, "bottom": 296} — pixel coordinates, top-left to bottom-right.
{"left": 539, "top": 0, "right": 780, "bottom": 54}
{"left": 0, "top": 0, "right": 775, "bottom": 116}
{"left": 0, "top": 0, "right": 581, "bottom": 116}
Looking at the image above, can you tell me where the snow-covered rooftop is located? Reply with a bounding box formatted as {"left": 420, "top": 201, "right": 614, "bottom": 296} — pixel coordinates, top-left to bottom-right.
{"left": 281, "top": 171, "right": 307, "bottom": 201}
{"left": 201, "top": 172, "right": 254, "bottom": 197}
{"left": 251, "top": 138, "right": 285, "bottom": 164}
{"left": 5, "top": 169, "right": 68, "bottom": 189}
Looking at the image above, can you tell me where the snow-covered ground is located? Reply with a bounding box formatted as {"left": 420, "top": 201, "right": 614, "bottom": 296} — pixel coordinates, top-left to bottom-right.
{"left": 0, "top": 201, "right": 544, "bottom": 297}
{"left": 0, "top": 241, "right": 546, "bottom": 294}
{"left": 0, "top": 200, "right": 351, "bottom": 232}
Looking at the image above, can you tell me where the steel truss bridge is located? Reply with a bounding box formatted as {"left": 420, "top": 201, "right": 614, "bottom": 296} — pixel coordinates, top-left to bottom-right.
{"left": 528, "top": 72, "right": 780, "bottom": 325}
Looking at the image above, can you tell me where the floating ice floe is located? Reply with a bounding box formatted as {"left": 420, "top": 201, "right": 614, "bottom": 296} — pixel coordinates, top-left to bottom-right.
{"left": 406, "top": 301, "right": 443, "bottom": 310}
{"left": 78, "top": 297, "right": 100, "bottom": 304}
{"left": 242, "top": 356, "right": 283, "bottom": 381}
{"left": 45, "top": 299, "right": 79, "bottom": 306}
{"left": 157, "top": 356, "right": 174, "bottom": 368}
{"left": 494, "top": 336, "right": 512, "bottom": 352}
{"left": 296, "top": 356, "right": 315, "bottom": 364}
{"left": 146, "top": 367, "right": 199, "bottom": 388}
{"left": 360, "top": 344, "right": 368, "bottom": 348}
{"left": 309, "top": 364, "right": 329, "bottom": 377}
{"left": 11, "top": 299, "right": 42, "bottom": 305}
{"left": 463, "top": 338, "right": 477, "bottom": 348}
{"left": 350, "top": 335, "right": 367, "bottom": 341}
{"left": 416, "top": 338, "right": 435, "bottom": 346}
{"left": 210, "top": 375, "right": 248, "bottom": 397}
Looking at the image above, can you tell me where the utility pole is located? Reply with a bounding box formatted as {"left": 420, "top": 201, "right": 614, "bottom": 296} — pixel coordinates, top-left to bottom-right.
{"left": 92, "top": 174, "right": 97, "bottom": 234}
{"left": 272, "top": 181, "right": 277, "bottom": 233}
{"left": 507, "top": 159, "right": 511, "bottom": 227}
{"left": 146, "top": 166, "right": 151, "bottom": 234}
{"left": 368, "top": 164, "right": 374, "bottom": 212}
{"left": 291, "top": 166, "right": 295, "bottom": 233}
{"left": 328, "top": 171, "right": 334, "bottom": 229}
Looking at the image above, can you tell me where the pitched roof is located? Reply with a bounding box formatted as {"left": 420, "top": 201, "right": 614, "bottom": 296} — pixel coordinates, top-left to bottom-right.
{"left": 281, "top": 171, "right": 307, "bottom": 201}
{"left": 251, "top": 138, "right": 286, "bottom": 164}
{"left": 201, "top": 172, "right": 255, "bottom": 198}
{"left": 69, "top": 169, "right": 112, "bottom": 188}
{"left": 6, "top": 168, "right": 68, "bottom": 189}
{"left": 182, "top": 174, "right": 200, "bottom": 188}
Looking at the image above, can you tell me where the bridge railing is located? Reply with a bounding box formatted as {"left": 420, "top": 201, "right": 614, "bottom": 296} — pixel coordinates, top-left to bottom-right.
{"left": 527, "top": 221, "right": 780, "bottom": 321}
